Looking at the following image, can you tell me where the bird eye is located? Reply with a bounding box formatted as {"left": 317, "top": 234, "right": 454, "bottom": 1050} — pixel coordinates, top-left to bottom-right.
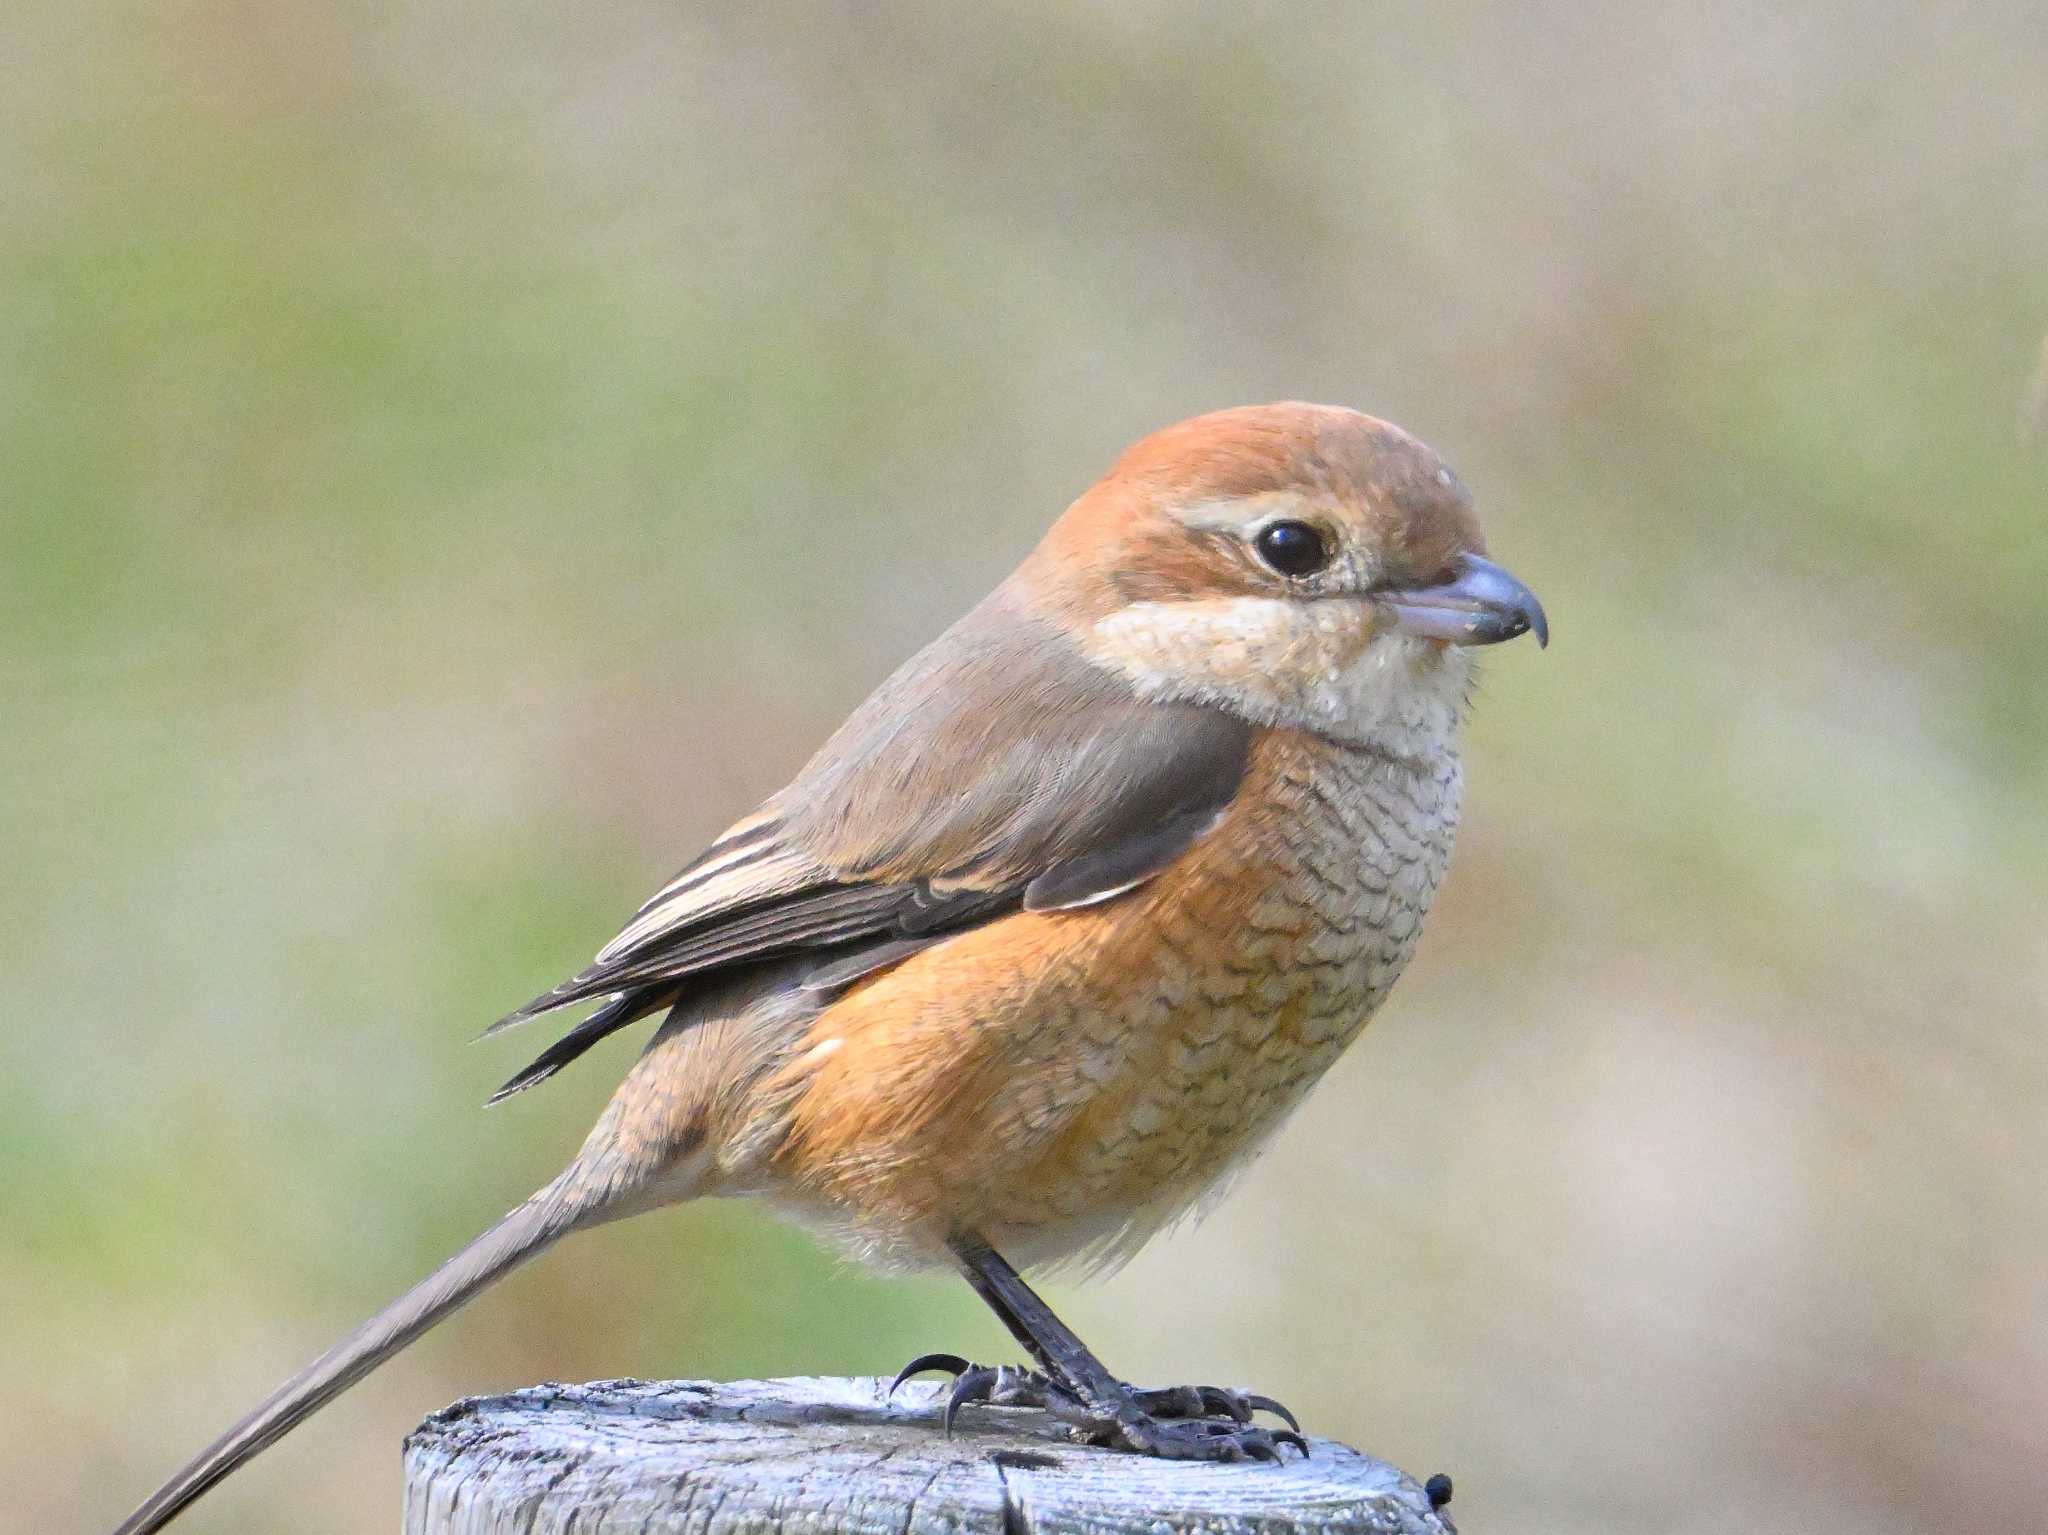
{"left": 1253, "top": 520, "right": 1330, "bottom": 578}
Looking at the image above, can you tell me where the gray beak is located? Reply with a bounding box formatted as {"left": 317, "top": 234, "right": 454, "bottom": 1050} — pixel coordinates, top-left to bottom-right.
{"left": 1377, "top": 552, "right": 1549, "bottom": 648}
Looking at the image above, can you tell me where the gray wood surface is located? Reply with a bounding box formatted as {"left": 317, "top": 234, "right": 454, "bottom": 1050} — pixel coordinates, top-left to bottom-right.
{"left": 404, "top": 1376, "right": 1455, "bottom": 1535}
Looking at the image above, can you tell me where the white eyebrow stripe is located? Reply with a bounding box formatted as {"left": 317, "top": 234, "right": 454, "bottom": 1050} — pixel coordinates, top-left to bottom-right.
{"left": 1175, "top": 494, "right": 1302, "bottom": 533}
{"left": 1176, "top": 499, "right": 1246, "bottom": 531}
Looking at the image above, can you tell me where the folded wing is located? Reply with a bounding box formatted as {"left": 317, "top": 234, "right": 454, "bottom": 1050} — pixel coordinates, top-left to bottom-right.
{"left": 485, "top": 589, "right": 1251, "bottom": 1101}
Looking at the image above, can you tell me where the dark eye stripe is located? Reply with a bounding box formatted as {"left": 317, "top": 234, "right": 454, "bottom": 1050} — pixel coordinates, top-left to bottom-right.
{"left": 1253, "top": 520, "right": 1330, "bottom": 578}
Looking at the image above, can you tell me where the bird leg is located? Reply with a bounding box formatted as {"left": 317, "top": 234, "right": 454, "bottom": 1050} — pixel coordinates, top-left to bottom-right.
{"left": 892, "top": 1234, "right": 1307, "bottom": 1462}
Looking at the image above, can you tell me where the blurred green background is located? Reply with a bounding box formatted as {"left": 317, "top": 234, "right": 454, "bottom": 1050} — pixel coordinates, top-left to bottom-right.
{"left": 7, "top": 4, "right": 2045, "bottom": 1532}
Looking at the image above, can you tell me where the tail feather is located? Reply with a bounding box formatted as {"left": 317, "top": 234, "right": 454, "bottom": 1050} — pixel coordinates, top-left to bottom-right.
{"left": 111, "top": 1176, "right": 588, "bottom": 1535}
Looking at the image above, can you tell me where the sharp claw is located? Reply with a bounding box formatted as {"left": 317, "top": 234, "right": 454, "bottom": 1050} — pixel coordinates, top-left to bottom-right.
{"left": 890, "top": 1352, "right": 970, "bottom": 1395}
{"left": 1197, "top": 1387, "right": 1251, "bottom": 1423}
{"left": 943, "top": 1366, "right": 1001, "bottom": 1436}
{"left": 1274, "top": 1429, "right": 1310, "bottom": 1458}
{"left": 1243, "top": 1394, "right": 1301, "bottom": 1432}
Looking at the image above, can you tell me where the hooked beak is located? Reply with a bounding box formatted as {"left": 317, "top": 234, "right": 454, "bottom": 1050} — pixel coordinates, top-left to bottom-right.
{"left": 1377, "top": 552, "right": 1549, "bottom": 649}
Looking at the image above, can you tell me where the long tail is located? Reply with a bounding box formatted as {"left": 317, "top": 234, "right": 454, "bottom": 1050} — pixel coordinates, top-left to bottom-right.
{"left": 111, "top": 1172, "right": 591, "bottom": 1535}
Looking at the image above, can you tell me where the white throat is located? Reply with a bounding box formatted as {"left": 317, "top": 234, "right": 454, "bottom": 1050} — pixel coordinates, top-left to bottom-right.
{"left": 1081, "top": 596, "right": 1471, "bottom": 756}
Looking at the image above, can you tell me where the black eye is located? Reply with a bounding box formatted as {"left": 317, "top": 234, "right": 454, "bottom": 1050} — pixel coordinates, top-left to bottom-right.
{"left": 1253, "top": 520, "right": 1330, "bottom": 577}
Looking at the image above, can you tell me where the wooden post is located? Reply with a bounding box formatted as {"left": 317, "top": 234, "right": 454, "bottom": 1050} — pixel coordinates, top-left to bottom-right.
{"left": 404, "top": 1376, "right": 1455, "bottom": 1534}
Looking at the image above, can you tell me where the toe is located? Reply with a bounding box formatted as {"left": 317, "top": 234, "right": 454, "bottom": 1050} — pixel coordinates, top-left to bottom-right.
{"left": 942, "top": 1366, "right": 1004, "bottom": 1435}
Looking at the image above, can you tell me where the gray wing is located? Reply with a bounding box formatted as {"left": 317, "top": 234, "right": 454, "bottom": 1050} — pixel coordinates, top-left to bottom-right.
{"left": 485, "top": 587, "right": 1250, "bottom": 1101}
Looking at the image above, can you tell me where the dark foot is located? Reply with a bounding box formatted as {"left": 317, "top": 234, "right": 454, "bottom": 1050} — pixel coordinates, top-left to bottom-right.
{"left": 1082, "top": 1408, "right": 1308, "bottom": 1463}
{"left": 890, "top": 1353, "right": 1306, "bottom": 1460}
{"left": 890, "top": 1353, "right": 1059, "bottom": 1432}
{"left": 1126, "top": 1382, "right": 1301, "bottom": 1433}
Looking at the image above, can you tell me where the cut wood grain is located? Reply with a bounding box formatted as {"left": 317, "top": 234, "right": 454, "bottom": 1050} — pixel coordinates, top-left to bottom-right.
{"left": 403, "top": 1376, "right": 1456, "bottom": 1535}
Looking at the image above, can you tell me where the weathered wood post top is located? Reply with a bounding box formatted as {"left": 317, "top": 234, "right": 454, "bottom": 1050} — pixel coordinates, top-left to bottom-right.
{"left": 405, "top": 1376, "right": 1454, "bottom": 1535}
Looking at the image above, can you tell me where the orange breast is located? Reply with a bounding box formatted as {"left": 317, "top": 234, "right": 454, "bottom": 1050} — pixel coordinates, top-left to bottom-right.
{"left": 757, "top": 727, "right": 1461, "bottom": 1271}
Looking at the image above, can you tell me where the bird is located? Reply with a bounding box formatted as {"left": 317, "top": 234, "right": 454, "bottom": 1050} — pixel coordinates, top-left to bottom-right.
{"left": 110, "top": 401, "right": 1546, "bottom": 1534}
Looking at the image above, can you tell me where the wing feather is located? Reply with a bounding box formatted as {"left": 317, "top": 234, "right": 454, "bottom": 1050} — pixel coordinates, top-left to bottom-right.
{"left": 485, "top": 587, "right": 1250, "bottom": 1097}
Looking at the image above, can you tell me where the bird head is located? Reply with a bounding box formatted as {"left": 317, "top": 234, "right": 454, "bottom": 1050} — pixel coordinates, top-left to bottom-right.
{"left": 1021, "top": 402, "right": 1547, "bottom": 753}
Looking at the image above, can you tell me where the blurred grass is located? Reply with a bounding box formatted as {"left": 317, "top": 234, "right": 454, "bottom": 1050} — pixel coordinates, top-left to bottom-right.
{"left": 5, "top": 3, "right": 2046, "bottom": 1532}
